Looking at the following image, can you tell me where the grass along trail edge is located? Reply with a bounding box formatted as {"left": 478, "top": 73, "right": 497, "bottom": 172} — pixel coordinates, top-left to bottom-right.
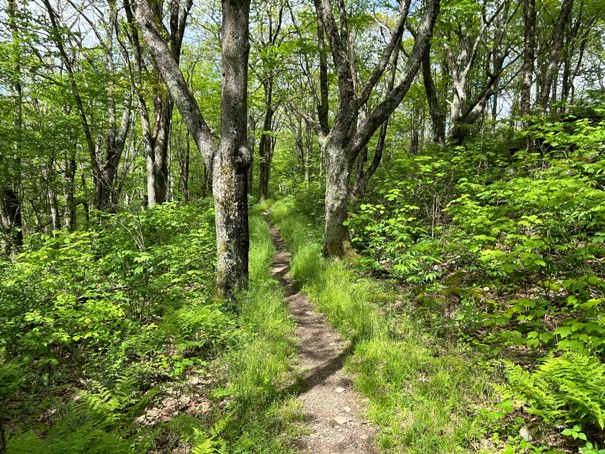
{"left": 267, "top": 218, "right": 378, "bottom": 453}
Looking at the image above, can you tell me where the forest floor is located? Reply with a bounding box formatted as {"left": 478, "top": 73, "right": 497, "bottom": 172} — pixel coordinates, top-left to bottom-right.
{"left": 267, "top": 221, "right": 378, "bottom": 453}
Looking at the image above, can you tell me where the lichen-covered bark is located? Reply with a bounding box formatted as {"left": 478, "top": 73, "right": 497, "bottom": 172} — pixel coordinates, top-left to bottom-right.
{"left": 214, "top": 0, "right": 251, "bottom": 298}
{"left": 323, "top": 143, "right": 353, "bottom": 258}
{"left": 213, "top": 148, "right": 250, "bottom": 297}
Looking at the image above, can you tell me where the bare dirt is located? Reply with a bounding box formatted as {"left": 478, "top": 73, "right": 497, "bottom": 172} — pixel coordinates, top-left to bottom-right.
{"left": 268, "top": 223, "right": 378, "bottom": 453}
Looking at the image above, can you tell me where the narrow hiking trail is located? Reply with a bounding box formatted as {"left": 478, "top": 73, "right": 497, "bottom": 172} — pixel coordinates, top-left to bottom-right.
{"left": 267, "top": 221, "right": 378, "bottom": 453}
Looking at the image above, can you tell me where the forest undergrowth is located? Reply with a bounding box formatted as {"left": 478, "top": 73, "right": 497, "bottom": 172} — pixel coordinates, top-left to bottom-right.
{"left": 2, "top": 110, "right": 604, "bottom": 454}
{"left": 312, "top": 110, "right": 604, "bottom": 453}
{"left": 266, "top": 107, "right": 605, "bottom": 453}
{"left": 0, "top": 203, "right": 302, "bottom": 453}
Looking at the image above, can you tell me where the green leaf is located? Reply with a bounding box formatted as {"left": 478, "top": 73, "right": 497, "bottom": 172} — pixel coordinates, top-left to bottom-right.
{"left": 554, "top": 326, "right": 572, "bottom": 338}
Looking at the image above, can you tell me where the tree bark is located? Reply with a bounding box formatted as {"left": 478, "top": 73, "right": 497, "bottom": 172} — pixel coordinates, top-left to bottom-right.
{"left": 314, "top": 0, "right": 330, "bottom": 135}
{"left": 324, "top": 142, "right": 355, "bottom": 257}
{"left": 520, "top": 0, "right": 536, "bottom": 116}
{"left": 0, "top": 188, "right": 23, "bottom": 249}
{"left": 258, "top": 79, "right": 275, "bottom": 201}
{"left": 352, "top": 32, "right": 403, "bottom": 199}
{"left": 213, "top": 0, "right": 251, "bottom": 297}
{"left": 44, "top": 0, "right": 131, "bottom": 212}
{"left": 2, "top": 0, "right": 24, "bottom": 249}
{"left": 63, "top": 147, "right": 77, "bottom": 230}
{"left": 317, "top": 0, "right": 440, "bottom": 257}
{"left": 134, "top": 0, "right": 251, "bottom": 299}
{"left": 180, "top": 130, "right": 191, "bottom": 202}
{"left": 125, "top": 0, "right": 189, "bottom": 208}
{"left": 537, "top": 0, "right": 574, "bottom": 109}
{"left": 422, "top": 41, "right": 446, "bottom": 146}
{"left": 442, "top": 0, "right": 512, "bottom": 143}
{"left": 304, "top": 122, "right": 313, "bottom": 188}
{"left": 247, "top": 114, "right": 256, "bottom": 195}
{"left": 99, "top": 101, "right": 132, "bottom": 211}
{"left": 42, "top": 160, "right": 61, "bottom": 231}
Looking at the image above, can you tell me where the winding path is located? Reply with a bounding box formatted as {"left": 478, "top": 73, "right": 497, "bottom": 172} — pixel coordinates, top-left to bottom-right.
{"left": 268, "top": 222, "right": 378, "bottom": 453}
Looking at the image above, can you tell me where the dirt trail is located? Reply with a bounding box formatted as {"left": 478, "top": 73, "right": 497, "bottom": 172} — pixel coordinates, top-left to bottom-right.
{"left": 268, "top": 223, "right": 378, "bottom": 453}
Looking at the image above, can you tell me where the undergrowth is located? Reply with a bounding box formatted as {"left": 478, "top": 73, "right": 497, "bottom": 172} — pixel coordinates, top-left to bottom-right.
{"left": 1, "top": 203, "right": 302, "bottom": 453}
{"left": 345, "top": 111, "right": 605, "bottom": 452}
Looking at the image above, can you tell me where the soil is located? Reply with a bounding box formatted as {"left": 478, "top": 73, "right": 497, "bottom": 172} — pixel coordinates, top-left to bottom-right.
{"left": 268, "top": 222, "right": 378, "bottom": 453}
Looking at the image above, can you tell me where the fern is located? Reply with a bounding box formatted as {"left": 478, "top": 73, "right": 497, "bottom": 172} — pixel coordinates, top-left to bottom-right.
{"left": 192, "top": 418, "right": 230, "bottom": 454}
{"left": 501, "top": 352, "right": 605, "bottom": 430}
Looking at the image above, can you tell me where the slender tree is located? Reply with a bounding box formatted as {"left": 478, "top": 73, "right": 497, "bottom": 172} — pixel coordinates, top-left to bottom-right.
{"left": 520, "top": 0, "right": 536, "bottom": 116}
{"left": 1, "top": 0, "right": 24, "bottom": 250}
{"left": 251, "top": 0, "right": 285, "bottom": 201}
{"left": 42, "top": 0, "right": 133, "bottom": 212}
{"left": 124, "top": 0, "right": 191, "bottom": 208}
{"left": 537, "top": 0, "right": 574, "bottom": 110}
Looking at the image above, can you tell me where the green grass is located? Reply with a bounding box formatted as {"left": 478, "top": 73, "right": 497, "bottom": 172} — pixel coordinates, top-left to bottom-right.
{"left": 270, "top": 199, "right": 496, "bottom": 453}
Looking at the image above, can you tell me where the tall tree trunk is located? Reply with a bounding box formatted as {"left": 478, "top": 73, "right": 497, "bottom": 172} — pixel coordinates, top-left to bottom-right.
{"left": 324, "top": 142, "right": 354, "bottom": 257}
{"left": 124, "top": 0, "right": 187, "bottom": 208}
{"left": 152, "top": 99, "right": 173, "bottom": 204}
{"left": 247, "top": 115, "right": 256, "bottom": 195}
{"left": 134, "top": 0, "right": 251, "bottom": 300}
{"left": 421, "top": 41, "right": 446, "bottom": 146}
{"left": 317, "top": 0, "right": 439, "bottom": 257}
{"left": 537, "top": 0, "right": 574, "bottom": 110}
{"left": 491, "top": 90, "right": 498, "bottom": 132}
{"left": 99, "top": 102, "right": 131, "bottom": 211}
{"left": 43, "top": 160, "right": 61, "bottom": 231}
{"left": 44, "top": 0, "right": 125, "bottom": 213}
{"left": 520, "top": 0, "right": 536, "bottom": 116}
{"left": 352, "top": 31, "right": 403, "bottom": 199}
{"left": 258, "top": 79, "right": 275, "bottom": 201}
{"left": 213, "top": 0, "right": 251, "bottom": 297}
{"left": 561, "top": 12, "right": 581, "bottom": 105}
{"left": 410, "top": 106, "right": 420, "bottom": 154}
{"left": 180, "top": 130, "right": 191, "bottom": 202}
{"left": 0, "top": 188, "right": 23, "bottom": 249}
{"left": 2, "top": 0, "right": 23, "bottom": 249}
{"left": 314, "top": 0, "right": 330, "bottom": 135}
{"left": 304, "top": 122, "right": 312, "bottom": 188}
{"left": 63, "top": 147, "right": 77, "bottom": 230}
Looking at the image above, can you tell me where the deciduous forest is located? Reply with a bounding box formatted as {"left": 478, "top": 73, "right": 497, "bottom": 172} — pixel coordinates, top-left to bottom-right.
{"left": 1, "top": 0, "right": 605, "bottom": 452}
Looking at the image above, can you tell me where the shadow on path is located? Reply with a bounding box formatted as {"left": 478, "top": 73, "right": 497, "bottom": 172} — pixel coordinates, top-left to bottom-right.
{"left": 266, "top": 219, "right": 377, "bottom": 453}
